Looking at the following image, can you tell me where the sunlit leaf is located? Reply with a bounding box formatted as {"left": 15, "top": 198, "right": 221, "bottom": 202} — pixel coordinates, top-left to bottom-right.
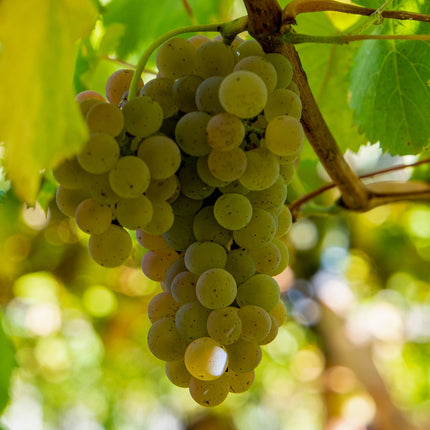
{"left": 0, "top": 311, "right": 15, "bottom": 414}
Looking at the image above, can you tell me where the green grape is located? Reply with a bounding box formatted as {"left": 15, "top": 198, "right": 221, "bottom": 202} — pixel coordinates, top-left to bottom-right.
{"left": 279, "top": 161, "right": 295, "bottom": 184}
{"left": 195, "top": 76, "right": 224, "bottom": 115}
{"left": 233, "top": 207, "right": 277, "bottom": 249}
{"left": 247, "top": 176, "right": 288, "bottom": 216}
{"left": 175, "top": 111, "right": 212, "bottom": 156}
{"left": 86, "top": 102, "right": 124, "bottom": 137}
{"left": 78, "top": 98, "right": 104, "bottom": 118}
{"left": 105, "top": 69, "right": 143, "bottom": 106}
{"left": 147, "top": 292, "right": 181, "bottom": 323}
{"left": 108, "top": 156, "right": 150, "bottom": 199}
{"left": 140, "top": 77, "right": 178, "bottom": 118}
{"left": 236, "top": 274, "right": 280, "bottom": 311}
{"left": 219, "top": 71, "right": 268, "bottom": 119}
{"left": 188, "top": 34, "right": 211, "bottom": 48}
{"left": 227, "top": 368, "right": 255, "bottom": 393}
{"left": 163, "top": 214, "right": 196, "bottom": 251}
{"left": 236, "top": 39, "right": 265, "bottom": 58}
{"left": 267, "top": 238, "right": 289, "bottom": 276}
{"left": 147, "top": 317, "right": 187, "bottom": 361}
{"left": 178, "top": 162, "right": 215, "bottom": 200}
{"left": 141, "top": 200, "right": 174, "bottom": 235}
{"left": 233, "top": 56, "right": 277, "bottom": 93}
{"left": 248, "top": 242, "right": 281, "bottom": 274}
{"left": 88, "top": 173, "right": 120, "bottom": 205}
{"left": 184, "top": 241, "right": 227, "bottom": 275}
{"left": 213, "top": 193, "right": 253, "bottom": 230}
{"left": 275, "top": 205, "right": 293, "bottom": 237}
{"left": 165, "top": 360, "right": 191, "bottom": 388}
{"left": 207, "top": 307, "right": 241, "bottom": 345}
{"left": 225, "top": 248, "right": 256, "bottom": 284}
{"left": 287, "top": 80, "right": 300, "bottom": 96}
{"left": 206, "top": 113, "right": 245, "bottom": 151}
{"left": 164, "top": 257, "right": 187, "bottom": 293}
{"left": 75, "top": 90, "right": 106, "bottom": 103}
{"left": 185, "top": 337, "right": 229, "bottom": 381}
{"left": 264, "top": 88, "right": 302, "bottom": 122}
{"left": 172, "top": 74, "right": 203, "bottom": 113}
{"left": 156, "top": 37, "right": 197, "bottom": 79}
{"left": 144, "top": 175, "right": 180, "bottom": 202}
{"left": 171, "top": 193, "right": 203, "bottom": 216}
{"left": 278, "top": 151, "right": 301, "bottom": 165}
{"left": 195, "top": 41, "right": 236, "bottom": 78}
{"left": 89, "top": 224, "right": 132, "bottom": 267}
{"left": 75, "top": 198, "right": 112, "bottom": 235}
{"left": 56, "top": 186, "right": 90, "bottom": 217}
{"left": 136, "top": 230, "right": 169, "bottom": 250}
{"left": 239, "top": 147, "right": 280, "bottom": 191}
{"left": 226, "top": 339, "right": 262, "bottom": 373}
{"left": 208, "top": 147, "right": 247, "bottom": 182}
{"left": 265, "top": 53, "right": 293, "bottom": 89}
{"left": 197, "top": 156, "right": 230, "bottom": 188}
{"left": 115, "top": 195, "right": 153, "bottom": 230}
{"left": 171, "top": 271, "right": 198, "bottom": 304}
{"left": 189, "top": 375, "right": 230, "bottom": 407}
{"left": 265, "top": 115, "right": 305, "bottom": 157}
{"left": 122, "top": 96, "right": 163, "bottom": 137}
{"left": 218, "top": 180, "right": 250, "bottom": 195}
{"left": 53, "top": 157, "right": 89, "bottom": 189}
{"left": 196, "top": 268, "right": 237, "bottom": 309}
{"left": 238, "top": 305, "right": 272, "bottom": 343}
{"left": 175, "top": 301, "right": 211, "bottom": 342}
{"left": 192, "top": 205, "right": 232, "bottom": 246}
{"left": 260, "top": 314, "right": 279, "bottom": 345}
{"left": 270, "top": 299, "right": 287, "bottom": 326}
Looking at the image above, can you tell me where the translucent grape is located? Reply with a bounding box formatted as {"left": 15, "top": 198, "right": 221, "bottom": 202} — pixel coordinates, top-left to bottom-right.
{"left": 140, "top": 77, "right": 178, "bottom": 118}
{"left": 207, "top": 307, "right": 241, "bottom": 345}
{"left": 105, "top": 69, "right": 143, "bottom": 106}
{"left": 264, "top": 88, "right": 302, "bottom": 122}
{"left": 260, "top": 314, "right": 279, "bottom": 345}
{"left": 238, "top": 305, "right": 272, "bottom": 343}
{"left": 144, "top": 175, "right": 180, "bottom": 202}
{"left": 88, "top": 173, "right": 120, "bottom": 205}
{"left": 279, "top": 161, "right": 295, "bottom": 184}
{"left": 227, "top": 369, "right": 255, "bottom": 393}
{"left": 75, "top": 90, "right": 106, "bottom": 102}
{"left": 267, "top": 238, "right": 290, "bottom": 276}
{"left": 236, "top": 274, "right": 280, "bottom": 311}
{"left": 53, "top": 157, "right": 89, "bottom": 189}
{"left": 163, "top": 214, "right": 196, "bottom": 251}
{"left": 56, "top": 186, "right": 90, "bottom": 217}
{"left": 196, "top": 268, "right": 237, "bottom": 309}
{"left": 172, "top": 74, "right": 203, "bottom": 113}
{"left": 213, "top": 193, "right": 253, "bottom": 230}
{"left": 86, "top": 102, "right": 124, "bottom": 137}
{"left": 178, "top": 162, "right": 215, "bottom": 200}
{"left": 207, "top": 147, "right": 247, "bottom": 182}
{"left": 270, "top": 299, "right": 288, "bottom": 326}
{"left": 196, "top": 156, "right": 230, "bottom": 188}
{"left": 165, "top": 360, "right": 191, "bottom": 388}
{"left": 226, "top": 339, "right": 262, "bottom": 373}
{"left": 218, "top": 180, "right": 250, "bottom": 195}
{"left": 79, "top": 98, "right": 103, "bottom": 118}
{"left": 175, "top": 301, "right": 211, "bottom": 342}
{"left": 189, "top": 375, "right": 230, "bottom": 407}
{"left": 247, "top": 176, "right": 288, "bottom": 216}
{"left": 171, "top": 271, "right": 198, "bottom": 304}
{"left": 147, "top": 292, "right": 181, "bottom": 323}
{"left": 175, "top": 111, "right": 212, "bottom": 156}
{"left": 141, "top": 247, "right": 179, "bottom": 282}
{"left": 206, "top": 113, "right": 245, "bottom": 151}
{"left": 184, "top": 241, "right": 227, "bottom": 275}
{"left": 122, "top": 96, "right": 163, "bottom": 137}
{"left": 75, "top": 198, "right": 112, "bottom": 235}
{"left": 225, "top": 248, "right": 256, "bottom": 284}
{"left": 164, "top": 257, "right": 187, "bottom": 293}
{"left": 265, "top": 53, "right": 293, "bottom": 89}
{"left": 136, "top": 230, "right": 169, "bottom": 250}
{"left": 265, "top": 115, "right": 305, "bottom": 157}
{"left": 192, "top": 205, "right": 232, "bottom": 246}
{"left": 195, "top": 76, "right": 224, "bottom": 115}
{"left": 195, "top": 41, "right": 236, "bottom": 78}
{"left": 287, "top": 80, "right": 300, "bottom": 96}
{"left": 236, "top": 39, "right": 265, "bottom": 58}
{"left": 248, "top": 242, "right": 281, "bottom": 274}
{"left": 156, "top": 37, "right": 196, "bottom": 79}
{"left": 234, "top": 55, "right": 277, "bottom": 93}
{"left": 171, "top": 193, "right": 203, "bottom": 216}
{"left": 275, "top": 205, "right": 293, "bottom": 237}
{"left": 141, "top": 200, "right": 174, "bottom": 235}
{"left": 188, "top": 34, "right": 211, "bottom": 48}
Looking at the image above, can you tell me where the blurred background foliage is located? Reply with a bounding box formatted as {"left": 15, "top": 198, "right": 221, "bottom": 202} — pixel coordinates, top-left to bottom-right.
{"left": 1, "top": 0, "right": 430, "bottom": 429}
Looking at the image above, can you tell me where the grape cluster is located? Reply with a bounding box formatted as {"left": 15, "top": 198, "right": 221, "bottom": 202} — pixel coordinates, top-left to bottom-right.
{"left": 54, "top": 34, "right": 303, "bottom": 406}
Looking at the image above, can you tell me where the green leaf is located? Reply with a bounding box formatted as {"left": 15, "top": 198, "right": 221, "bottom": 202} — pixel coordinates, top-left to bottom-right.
{"left": 0, "top": 0, "right": 98, "bottom": 203}
{"left": 0, "top": 311, "right": 15, "bottom": 414}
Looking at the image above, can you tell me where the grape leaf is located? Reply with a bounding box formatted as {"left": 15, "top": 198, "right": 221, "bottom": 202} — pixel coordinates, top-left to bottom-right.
{"left": 0, "top": 311, "right": 15, "bottom": 414}
{"left": 0, "top": 0, "right": 98, "bottom": 203}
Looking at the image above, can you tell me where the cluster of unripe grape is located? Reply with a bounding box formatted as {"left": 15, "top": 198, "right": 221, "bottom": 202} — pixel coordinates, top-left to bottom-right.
{"left": 53, "top": 33, "right": 304, "bottom": 406}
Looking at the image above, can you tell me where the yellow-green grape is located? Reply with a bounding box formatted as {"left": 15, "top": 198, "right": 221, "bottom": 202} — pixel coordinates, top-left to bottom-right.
{"left": 189, "top": 375, "right": 230, "bottom": 407}
{"left": 105, "top": 69, "right": 143, "bottom": 106}
{"left": 206, "top": 113, "right": 245, "bottom": 151}
{"left": 141, "top": 200, "right": 174, "bottom": 235}
{"left": 239, "top": 147, "right": 280, "bottom": 191}
{"left": 270, "top": 299, "right": 287, "bottom": 326}
{"left": 218, "top": 180, "right": 250, "bottom": 195}
{"left": 144, "top": 175, "right": 180, "bottom": 202}
{"left": 225, "top": 248, "right": 256, "bottom": 284}
{"left": 122, "top": 96, "right": 163, "bottom": 137}
{"left": 192, "top": 205, "right": 232, "bottom": 246}
{"left": 278, "top": 151, "right": 301, "bottom": 165}
{"left": 165, "top": 360, "right": 191, "bottom": 388}
{"left": 175, "top": 301, "right": 211, "bottom": 342}
{"left": 136, "top": 230, "right": 169, "bottom": 250}
{"left": 248, "top": 242, "right": 281, "bottom": 274}
{"left": 178, "top": 163, "right": 215, "bottom": 200}
{"left": 287, "top": 80, "right": 300, "bottom": 96}
{"left": 156, "top": 37, "right": 197, "bottom": 79}
{"left": 140, "top": 77, "right": 178, "bottom": 118}
{"left": 207, "top": 307, "right": 241, "bottom": 345}
{"left": 79, "top": 98, "right": 104, "bottom": 118}
{"left": 208, "top": 147, "right": 247, "bottom": 182}
{"left": 247, "top": 176, "right": 288, "bottom": 216}
{"left": 213, "top": 193, "right": 253, "bottom": 230}
{"left": 184, "top": 241, "right": 227, "bottom": 275}
{"left": 196, "top": 268, "right": 237, "bottom": 309}
{"left": 227, "top": 369, "right": 255, "bottom": 393}
{"left": 267, "top": 238, "right": 290, "bottom": 276}
{"left": 279, "top": 161, "right": 295, "bottom": 184}
{"left": 236, "top": 274, "right": 280, "bottom": 312}
{"left": 219, "top": 71, "right": 268, "bottom": 119}
{"left": 171, "top": 271, "right": 198, "bottom": 304}
{"left": 87, "top": 173, "right": 120, "bottom": 205}
{"left": 89, "top": 224, "right": 132, "bottom": 267}
{"left": 188, "top": 34, "right": 211, "bottom": 48}
{"left": 175, "top": 111, "right": 212, "bottom": 156}
{"left": 148, "top": 292, "right": 181, "bottom": 323}
{"left": 53, "top": 157, "right": 88, "bottom": 189}
{"left": 86, "top": 102, "right": 124, "bottom": 137}
{"left": 76, "top": 90, "right": 106, "bottom": 102}
{"left": 164, "top": 257, "right": 187, "bottom": 293}
{"left": 236, "top": 39, "right": 265, "bottom": 58}
{"left": 115, "top": 195, "right": 153, "bottom": 230}
{"left": 238, "top": 305, "right": 272, "bottom": 343}
{"left": 195, "top": 41, "right": 236, "bottom": 79}
{"left": 172, "top": 74, "right": 203, "bottom": 113}
{"left": 147, "top": 317, "right": 187, "bottom": 361}
{"left": 234, "top": 56, "right": 277, "bottom": 93}
{"left": 163, "top": 214, "right": 196, "bottom": 251}
{"left": 141, "top": 247, "right": 179, "bottom": 282}
{"left": 75, "top": 198, "right": 112, "bottom": 235}
{"left": 56, "top": 186, "right": 90, "bottom": 217}
{"left": 265, "top": 53, "right": 293, "bottom": 89}
{"left": 260, "top": 314, "right": 279, "bottom": 345}
{"left": 265, "top": 115, "right": 305, "bottom": 157}
{"left": 226, "top": 339, "right": 262, "bottom": 373}
{"left": 196, "top": 156, "right": 230, "bottom": 188}
{"left": 137, "top": 135, "right": 181, "bottom": 180}
{"left": 233, "top": 207, "right": 277, "bottom": 249}
{"left": 195, "top": 76, "right": 225, "bottom": 115}
{"left": 264, "top": 88, "right": 302, "bottom": 122}
{"left": 171, "top": 193, "right": 203, "bottom": 216}
{"left": 185, "top": 337, "right": 228, "bottom": 381}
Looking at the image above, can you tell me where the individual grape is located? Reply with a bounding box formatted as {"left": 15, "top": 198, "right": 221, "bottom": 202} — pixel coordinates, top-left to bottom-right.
{"left": 192, "top": 205, "right": 232, "bottom": 246}
{"left": 77, "top": 132, "right": 120, "bottom": 174}
{"left": 233, "top": 207, "right": 277, "bottom": 249}
{"left": 239, "top": 147, "right": 280, "bottom": 191}
{"left": 236, "top": 274, "right": 280, "bottom": 312}
{"left": 196, "top": 156, "right": 230, "bottom": 188}
{"left": 156, "top": 37, "right": 196, "bottom": 79}
{"left": 136, "top": 230, "right": 169, "bottom": 250}
{"left": 88, "top": 224, "right": 132, "bottom": 267}
{"left": 184, "top": 241, "right": 227, "bottom": 275}
{"left": 265, "top": 238, "right": 289, "bottom": 276}
{"left": 86, "top": 102, "right": 124, "bottom": 137}
{"left": 56, "top": 186, "right": 90, "bottom": 217}
{"left": 195, "top": 76, "right": 224, "bottom": 115}
{"left": 196, "top": 268, "right": 237, "bottom": 309}
{"left": 189, "top": 375, "right": 230, "bottom": 407}
{"left": 259, "top": 314, "right": 279, "bottom": 345}
{"left": 188, "top": 34, "right": 211, "bottom": 48}
{"left": 287, "top": 80, "right": 300, "bottom": 96}
{"left": 178, "top": 162, "right": 215, "bottom": 200}
{"left": 248, "top": 242, "right": 281, "bottom": 274}
{"left": 278, "top": 151, "right": 301, "bottom": 165}
{"left": 108, "top": 156, "right": 150, "bottom": 199}
{"left": 275, "top": 205, "right": 293, "bottom": 237}
{"left": 219, "top": 71, "right": 268, "bottom": 119}
{"left": 164, "top": 257, "right": 187, "bottom": 293}
{"left": 185, "top": 337, "right": 228, "bottom": 380}
{"left": 234, "top": 55, "right": 277, "bottom": 93}
{"left": 265, "top": 53, "right": 294, "bottom": 89}
{"left": 122, "top": 96, "right": 163, "bottom": 137}
{"left": 195, "top": 41, "right": 236, "bottom": 78}
{"left": 238, "top": 305, "right": 272, "bottom": 343}
{"left": 105, "top": 69, "right": 143, "bottom": 106}
{"left": 75, "top": 198, "right": 112, "bottom": 235}
{"left": 147, "top": 317, "right": 187, "bottom": 361}
{"left": 247, "top": 176, "right": 288, "bottom": 216}
{"left": 207, "top": 147, "right": 247, "bottom": 182}
{"left": 144, "top": 175, "right": 180, "bottom": 202}
{"left": 172, "top": 74, "right": 203, "bottom": 113}
{"left": 137, "top": 135, "right": 181, "bottom": 180}
{"left": 79, "top": 98, "right": 104, "bottom": 118}
{"left": 171, "top": 271, "right": 198, "bottom": 304}
{"left": 226, "top": 339, "right": 262, "bottom": 373}
{"left": 75, "top": 90, "right": 106, "bottom": 102}
{"left": 148, "top": 292, "right": 181, "bottom": 323}
{"left": 88, "top": 173, "right": 120, "bottom": 205}
{"left": 207, "top": 307, "right": 241, "bottom": 345}
{"left": 171, "top": 193, "right": 203, "bottom": 216}
{"left": 175, "top": 111, "right": 212, "bottom": 156}
{"left": 141, "top": 200, "right": 174, "bottom": 235}
{"left": 279, "top": 161, "right": 295, "bottom": 184}
{"left": 225, "top": 248, "right": 256, "bottom": 284}
{"left": 213, "top": 193, "right": 253, "bottom": 230}
{"left": 163, "top": 214, "right": 196, "bottom": 251}
{"left": 140, "top": 77, "right": 178, "bottom": 118}
{"left": 265, "top": 115, "right": 305, "bottom": 157}
{"left": 236, "top": 39, "right": 265, "bottom": 58}
{"left": 53, "top": 157, "right": 89, "bottom": 189}
{"left": 141, "top": 247, "right": 179, "bottom": 282}
{"left": 270, "top": 299, "right": 288, "bottom": 326}
{"left": 165, "top": 360, "right": 191, "bottom": 388}
{"left": 206, "top": 113, "right": 245, "bottom": 151}
{"left": 175, "top": 302, "right": 211, "bottom": 342}
{"left": 218, "top": 180, "right": 250, "bottom": 195}
{"left": 227, "top": 369, "right": 255, "bottom": 393}
{"left": 264, "top": 88, "right": 302, "bottom": 122}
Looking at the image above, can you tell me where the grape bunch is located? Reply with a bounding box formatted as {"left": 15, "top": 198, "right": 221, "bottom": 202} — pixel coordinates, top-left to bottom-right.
{"left": 54, "top": 34, "right": 303, "bottom": 406}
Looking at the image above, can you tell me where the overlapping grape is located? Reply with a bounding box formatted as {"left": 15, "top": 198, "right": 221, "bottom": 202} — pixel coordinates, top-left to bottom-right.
{"left": 54, "top": 34, "right": 301, "bottom": 407}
